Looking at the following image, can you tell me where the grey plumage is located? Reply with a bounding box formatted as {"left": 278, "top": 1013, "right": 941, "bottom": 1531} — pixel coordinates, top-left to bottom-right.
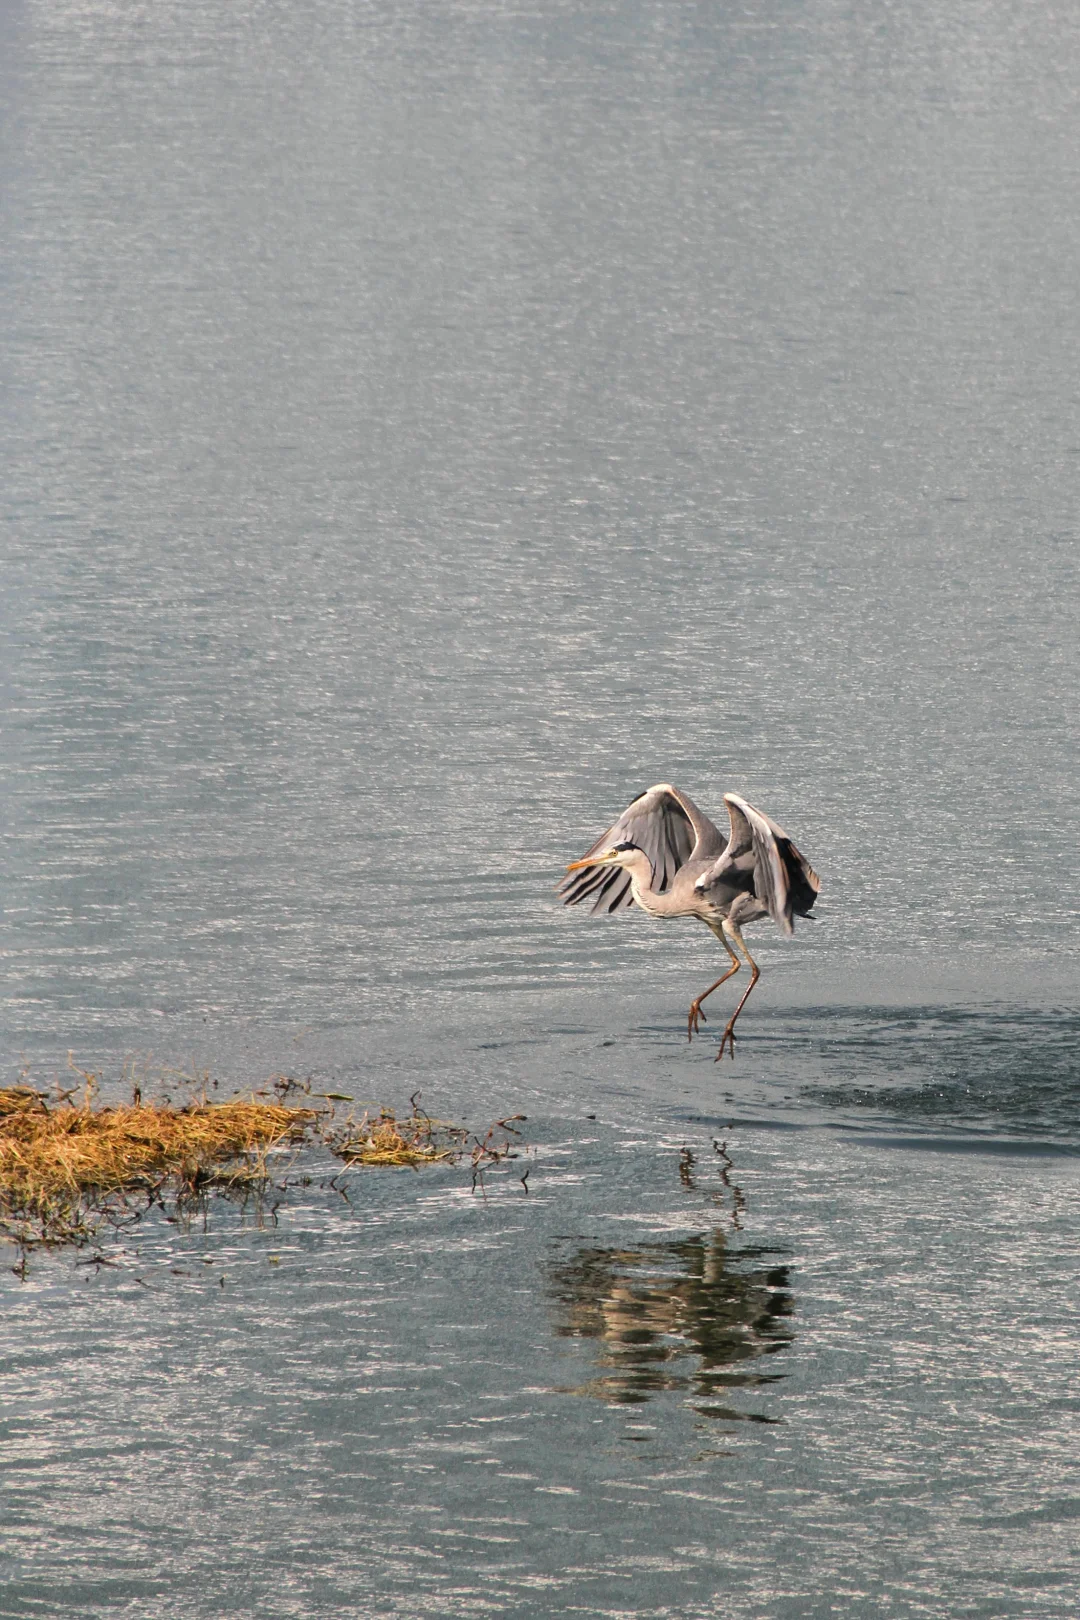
{"left": 560, "top": 783, "right": 820, "bottom": 1059}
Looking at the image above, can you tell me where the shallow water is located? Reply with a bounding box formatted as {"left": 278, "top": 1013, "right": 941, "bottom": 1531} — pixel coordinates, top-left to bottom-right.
{"left": 2, "top": 0, "right": 1079, "bottom": 1614}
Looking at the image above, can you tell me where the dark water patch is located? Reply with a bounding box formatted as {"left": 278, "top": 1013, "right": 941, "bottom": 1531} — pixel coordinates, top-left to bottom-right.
{"left": 677, "top": 1114, "right": 808, "bottom": 1132}
{"left": 772, "top": 1006, "right": 1080, "bottom": 1143}
{"left": 982, "top": 1498, "right": 1080, "bottom": 1530}
{"left": 676, "top": 1112, "right": 1080, "bottom": 1158}
{"left": 691, "top": 1404, "right": 783, "bottom": 1424}
{"left": 846, "top": 1132, "right": 1080, "bottom": 1158}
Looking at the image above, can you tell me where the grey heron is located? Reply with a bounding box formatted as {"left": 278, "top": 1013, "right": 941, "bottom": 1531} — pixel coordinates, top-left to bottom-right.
{"left": 560, "top": 784, "right": 820, "bottom": 1059}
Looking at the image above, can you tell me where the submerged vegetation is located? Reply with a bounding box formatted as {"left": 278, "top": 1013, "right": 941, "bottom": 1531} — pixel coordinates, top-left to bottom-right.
{"left": 0, "top": 1063, "right": 528, "bottom": 1257}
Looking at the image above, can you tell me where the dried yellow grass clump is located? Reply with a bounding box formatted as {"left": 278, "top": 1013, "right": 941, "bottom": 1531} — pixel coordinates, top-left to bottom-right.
{"left": 330, "top": 1104, "right": 528, "bottom": 1200}
{"left": 0, "top": 1068, "right": 530, "bottom": 1255}
{"left": 332, "top": 1106, "right": 462, "bottom": 1167}
{"left": 0, "top": 1086, "right": 315, "bottom": 1247}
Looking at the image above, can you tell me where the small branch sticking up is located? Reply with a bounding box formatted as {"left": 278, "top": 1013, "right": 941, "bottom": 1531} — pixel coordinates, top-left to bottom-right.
{"left": 470, "top": 1116, "right": 527, "bottom": 1200}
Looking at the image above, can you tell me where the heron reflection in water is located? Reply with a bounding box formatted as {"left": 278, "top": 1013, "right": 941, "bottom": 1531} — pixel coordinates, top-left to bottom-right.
{"left": 561, "top": 784, "right": 820, "bottom": 1058}
{"left": 547, "top": 1229, "right": 794, "bottom": 1419}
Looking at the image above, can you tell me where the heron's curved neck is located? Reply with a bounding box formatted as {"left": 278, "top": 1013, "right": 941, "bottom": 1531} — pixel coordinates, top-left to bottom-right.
{"left": 622, "top": 852, "right": 679, "bottom": 916}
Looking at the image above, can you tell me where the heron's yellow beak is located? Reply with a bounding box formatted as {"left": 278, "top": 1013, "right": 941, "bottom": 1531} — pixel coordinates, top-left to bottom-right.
{"left": 565, "top": 848, "right": 619, "bottom": 873}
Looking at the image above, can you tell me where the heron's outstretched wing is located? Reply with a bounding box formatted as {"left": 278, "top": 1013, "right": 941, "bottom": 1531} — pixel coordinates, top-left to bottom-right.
{"left": 559, "top": 783, "right": 711, "bottom": 914}
{"left": 699, "top": 793, "right": 820, "bottom": 936}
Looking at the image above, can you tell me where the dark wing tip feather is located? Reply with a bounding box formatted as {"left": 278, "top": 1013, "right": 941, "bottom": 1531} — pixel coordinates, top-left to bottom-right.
{"left": 780, "top": 839, "right": 820, "bottom": 915}
{"left": 723, "top": 792, "right": 821, "bottom": 935}
{"left": 558, "top": 865, "right": 610, "bottom": 906}
{"left": 590, "top": 867, "right": 634, "bottom": 914}
{"left": 558, "top": 861, "right": 636, "bottom": 914}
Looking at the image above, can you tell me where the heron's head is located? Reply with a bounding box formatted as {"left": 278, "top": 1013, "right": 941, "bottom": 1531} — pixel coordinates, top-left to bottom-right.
{"left": 565, "top": 840, "right": 644, "bottom": 873}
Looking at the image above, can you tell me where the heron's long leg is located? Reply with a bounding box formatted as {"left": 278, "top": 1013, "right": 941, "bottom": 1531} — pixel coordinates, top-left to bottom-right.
{"left": 715, "top": 922, "right": 760, "bottom": 1062}
{"left": 687, "top": 931, "right": 741, "bottom": 1042}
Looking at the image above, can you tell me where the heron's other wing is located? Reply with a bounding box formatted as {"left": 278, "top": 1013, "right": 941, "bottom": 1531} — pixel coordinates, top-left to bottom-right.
{"left": 700, "top": 794, "right": 820, "bottom": 936}
{"left": 558, "top": 784, "right": 698, "bottom": 914}
{"left": 655, "top": 782, "right": 727, "bottom": 861}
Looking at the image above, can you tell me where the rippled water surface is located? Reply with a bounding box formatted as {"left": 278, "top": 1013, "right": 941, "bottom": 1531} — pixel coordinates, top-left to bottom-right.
{"left": 2, "top": 0, "right": 1079, "bottom": 1614}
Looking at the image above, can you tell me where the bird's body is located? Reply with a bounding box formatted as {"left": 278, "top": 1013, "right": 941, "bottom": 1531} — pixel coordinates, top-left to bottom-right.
{"left": 560, "top": 783, "right": 819, "bottom": 1059}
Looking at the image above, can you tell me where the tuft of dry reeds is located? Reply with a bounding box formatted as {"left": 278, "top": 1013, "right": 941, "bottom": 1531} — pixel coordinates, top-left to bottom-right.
{"left": 331, "top": 1103, "right": 464, "bottom": 1167}
{"left": 0, "top": 1085, "right": 316, "bottom": 1249}
{"left": 0, "top": 1067, "right": 532, "bottom": 1259}
{"left": 329, "top": 1098, "right": 528, "bottom": 1188}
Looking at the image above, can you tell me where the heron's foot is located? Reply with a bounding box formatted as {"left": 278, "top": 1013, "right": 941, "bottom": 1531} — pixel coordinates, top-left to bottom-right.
{"left": 715, "top": 1023, "right": 737, "bottom": 1062}
{"left": 687, "top": 1000, "right": 708, "bottom": 1042}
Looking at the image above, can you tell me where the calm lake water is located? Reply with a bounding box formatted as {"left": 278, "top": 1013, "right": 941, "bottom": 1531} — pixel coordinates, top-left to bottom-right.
{"left": 1, "top": 0, "right": 1078, "bottom": 1615}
